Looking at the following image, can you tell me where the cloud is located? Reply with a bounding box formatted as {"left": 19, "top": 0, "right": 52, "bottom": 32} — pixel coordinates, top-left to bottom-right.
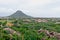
{"left": 0, "top": 0, "right": 60, "bottom": 17}
{"left": 51, "top": 7, "right": 60, "bottom": 12}
{"left": 0, "top": 7, "right": 15, "bottom": 16}
{"left": 0, "top": 0, "right": 18, "bottom": 5}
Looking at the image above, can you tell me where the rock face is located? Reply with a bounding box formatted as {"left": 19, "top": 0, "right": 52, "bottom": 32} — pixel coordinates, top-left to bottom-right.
{"left": 9, "top": 10, "right": 32, "bottom": 19}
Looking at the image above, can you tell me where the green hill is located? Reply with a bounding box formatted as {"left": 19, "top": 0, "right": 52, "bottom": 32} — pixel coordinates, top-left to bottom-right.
{"left": 9, "top": 10, "right": 32, "bottom": 19}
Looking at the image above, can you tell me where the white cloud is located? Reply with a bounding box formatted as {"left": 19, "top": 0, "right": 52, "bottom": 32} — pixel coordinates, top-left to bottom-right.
{"left": 0, "top": 0, "right": 60, "bottom": 17}
{"left": 0, "top": 7, "right": 15, "bottom": 16}
{"left": 0, "top": 0, "right": 18, "bottom": 5}
{"left": 51, "top": 7, "right": 60, "bottom": 12}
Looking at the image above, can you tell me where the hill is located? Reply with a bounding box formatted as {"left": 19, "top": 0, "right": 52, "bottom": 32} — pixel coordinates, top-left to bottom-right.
{"left": 9, "top": 10, "right": 32, "bottom": 19}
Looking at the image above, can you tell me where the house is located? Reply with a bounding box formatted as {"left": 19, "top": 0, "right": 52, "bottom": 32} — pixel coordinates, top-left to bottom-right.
{"left": 22, "top": 19, "right": 31, "bottom": 24}
{"left": 35, "top": 19, "right": 48, "bottom": 23}
{"left": 23, "top": 19, "right": 31, "bottom": 22}
{"left": 55, "top": 22, "right": 60, "bottom": 24}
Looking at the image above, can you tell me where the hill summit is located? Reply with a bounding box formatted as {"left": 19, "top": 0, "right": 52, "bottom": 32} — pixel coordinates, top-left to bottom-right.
{"left": 9, "top": 10, "right": 32, "bottom": 19}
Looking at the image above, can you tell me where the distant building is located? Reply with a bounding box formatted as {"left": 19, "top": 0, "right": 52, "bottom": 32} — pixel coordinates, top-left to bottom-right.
{"left": 23, "top": 19, "right": 31, "bottom": 22}
{"left": 35, "top": 19, "right": 48, "bottom": 22}
{"left": 55, "top": 22, "right": 60, "bottom": 24}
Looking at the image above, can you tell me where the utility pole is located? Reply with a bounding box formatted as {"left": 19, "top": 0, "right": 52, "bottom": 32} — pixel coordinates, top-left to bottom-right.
{"left": 7, "top": 18, "right": 8, "bottom": 24}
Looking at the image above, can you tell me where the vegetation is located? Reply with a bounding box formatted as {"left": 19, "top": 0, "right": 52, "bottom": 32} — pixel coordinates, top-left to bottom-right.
{"left": 0, "top": 18, "right": 60, "bottom": 40}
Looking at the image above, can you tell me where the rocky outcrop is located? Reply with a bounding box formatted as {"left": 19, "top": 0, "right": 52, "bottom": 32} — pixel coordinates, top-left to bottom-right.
{"left": 38, "top": 29, "right": 60, "bottom": 40}
{"left": 4, "top": 28, "right": 20, "bottom": 36}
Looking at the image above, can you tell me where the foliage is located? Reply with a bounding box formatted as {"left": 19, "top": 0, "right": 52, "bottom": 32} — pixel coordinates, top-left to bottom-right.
{"left": 0, "top": 19, "right": 59, "bottom": 40}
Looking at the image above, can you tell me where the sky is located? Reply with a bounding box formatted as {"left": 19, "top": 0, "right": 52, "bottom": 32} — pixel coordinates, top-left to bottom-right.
{"left": 0, "top": 0, "right": 60, "bottom": 17}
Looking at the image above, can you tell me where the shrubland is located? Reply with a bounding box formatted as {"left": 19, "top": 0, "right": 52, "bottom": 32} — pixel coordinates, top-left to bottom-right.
{"left": 0, "top": 19, "right": 60, "bottom": 40}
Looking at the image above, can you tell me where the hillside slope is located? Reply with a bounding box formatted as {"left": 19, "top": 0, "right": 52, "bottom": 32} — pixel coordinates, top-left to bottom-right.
{"left": 9, "top": 10, "right": 32, "bottom": 19}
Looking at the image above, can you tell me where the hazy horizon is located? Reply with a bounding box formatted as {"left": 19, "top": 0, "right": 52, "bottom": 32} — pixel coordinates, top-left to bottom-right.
{"left": 0, "top": 0, "right": 60, "bottom": 17}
